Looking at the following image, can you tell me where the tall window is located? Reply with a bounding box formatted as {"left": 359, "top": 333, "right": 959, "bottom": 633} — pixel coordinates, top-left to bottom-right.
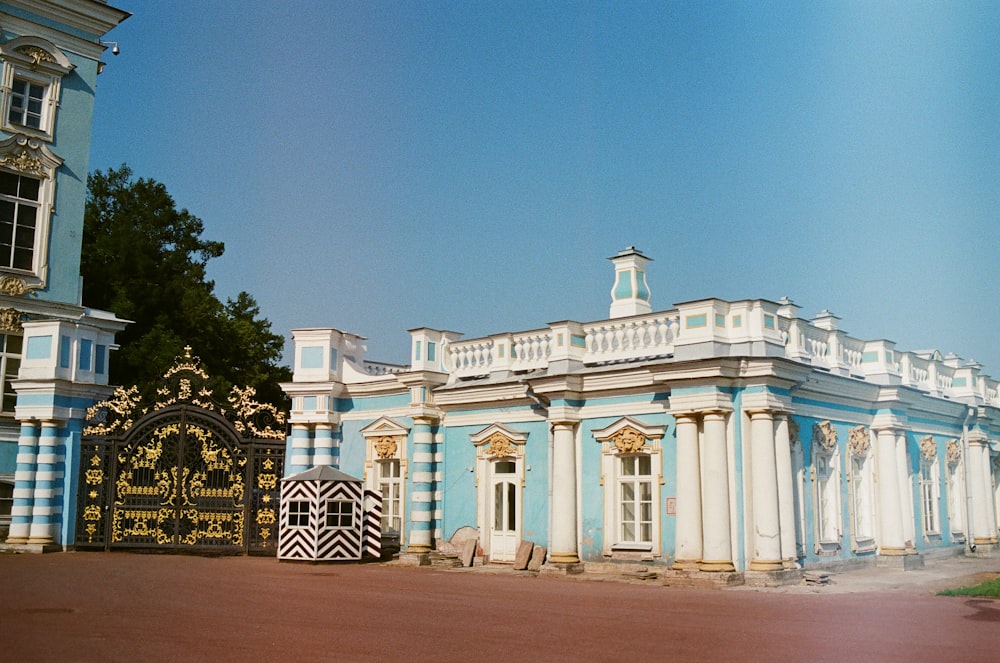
{"left": 619, "top": 454, "right": 653, "bottom": 545}
{"left": 8, "top": 78, "right": 45, "bottom": 130}
{"left": 946, "top": 441, "right": 965, "bottom": 539}
{"left": 848, "top": 426, "right": 875, "bottom": 549}
{"left": 376, "top": 459, "right": 402, "bottom": 535}
{"left": 0, "top": 171, "right": 40, "bottom": 271}
{"left": 593, "top": 418, "right": 665, "bottom": 557}
{"left": 0, "top": 333, "right": 21, "bottom": 414}
{"left": 920, "top": 457, "right": 939, "bottom": 535}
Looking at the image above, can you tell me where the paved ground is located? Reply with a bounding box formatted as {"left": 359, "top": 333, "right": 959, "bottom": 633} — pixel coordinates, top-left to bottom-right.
{"left": 2, "top": 551, "right": 998, "bottom": 662}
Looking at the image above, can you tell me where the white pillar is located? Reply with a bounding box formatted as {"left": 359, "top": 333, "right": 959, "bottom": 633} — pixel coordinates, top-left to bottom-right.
{"left": 549, "top": 421, "right": 580, "bottom": 564}
{"left": 749, "top": 411, "right": 782, "bottom": 571}
{"left": 313, "top": 423, "right": 335, "bottom": 466}
{"left": 969, "top": 438, "right": 997, "bottom": 545}
{"left": 6, "top": 421, "right": 40, "bottom": 544}
{"left": 407, "top": 416, "right": 436, "bottom": 553}
{"left": 774, "top": 415, "right": 798, "bottom": 568}
{"left": 700, "top": 412, "right": 734, "bottom": 572}
{"left": 28, "top": 420, "right": 60, "bottom": 545}
{"left": 895, "top": 432, "right": 916, "bottom": 551}
{"left": 672, "top": 413, "right": 702, "bottom": 569}
{"left": 875, "top": 427, "right": 906, "bottom": 555}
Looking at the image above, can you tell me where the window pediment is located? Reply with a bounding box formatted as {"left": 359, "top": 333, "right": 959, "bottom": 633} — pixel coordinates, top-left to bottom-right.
{"left": 593, "top": 416, "right": 665, "bottom": 454}
{"left": 471, "top": 423, "right": 527, "bottom": 459}
{"left": 360, "top": 416, "right": 409, "bottom": 459}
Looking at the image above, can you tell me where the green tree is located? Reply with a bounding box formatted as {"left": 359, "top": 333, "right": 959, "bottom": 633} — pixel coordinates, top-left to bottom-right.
{"left": 82, "top": 165, "right": 291, "bottom": 407}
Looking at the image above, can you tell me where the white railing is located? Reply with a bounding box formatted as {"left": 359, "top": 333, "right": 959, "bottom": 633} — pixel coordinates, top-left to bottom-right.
{"left": 433, "top": 306, "right": 1000, "bottom": 406}
{"left": 511, "top": 331, "right": 552, "bottom": 371}
{"left": 583, "top": 314, "right": 678, "bottom": 364}
{"left": 364, "top": 361, "right": 409, "bottom": 376}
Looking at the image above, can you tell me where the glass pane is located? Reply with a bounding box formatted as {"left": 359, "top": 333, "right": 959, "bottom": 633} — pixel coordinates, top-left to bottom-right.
{"left": 622, "top": 521, "right": 635, "bottom": 541}
{"left": 495, "top": 460, "right": 515, "bottom": 474}
{"left": 18, "top": 177, "right": 40, "bottom": 201}
{"left": 641, "top": 523, "right": 652, "bottom": 542}
{"left": 507, "top": 482, "right": 516, "bottom": 531}
{"left": 621, "top": 482, "right": 634, "bottom": 503}
{"left": 0, "top": 173, "right": 18, "bottom": 197}
{"left": 640, "top": 481, "right": 652, "bottom": 501}
{"left": 638, "top": 455, "right": 651, "bottom": 475}
{"left": 494, "top": 483, "right": 503, "bottom": 530}
{"left": 13, "top": 247, "right": 32, "bottom": 270}
{"left": 11, "top": 79, "right": 25, "bottom": 95}
{"left": 7, "top": 335, "right": 22, "bottom": 353}
{"left": 621, "top": 456, "right": 635, "bottom": 476}
{"left": 621, "top": 499, "right": 635, "bottom": 524}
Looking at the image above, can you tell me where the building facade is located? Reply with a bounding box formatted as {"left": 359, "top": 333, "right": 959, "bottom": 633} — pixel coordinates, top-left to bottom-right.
{"left": 0, "top": 1, "right": 128, "bottom": 548}
{"left": 283, "top": 247, "right": 1000, "bottom": 577}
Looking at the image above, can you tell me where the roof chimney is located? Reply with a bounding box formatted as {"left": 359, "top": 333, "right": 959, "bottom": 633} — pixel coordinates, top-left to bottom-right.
{"left": 609, "top": 246, "right": 652, "bottom": 318}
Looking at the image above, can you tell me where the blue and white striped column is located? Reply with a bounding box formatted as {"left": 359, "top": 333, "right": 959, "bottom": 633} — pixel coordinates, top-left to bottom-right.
{"left": 28, "top": 420, "right": 62, "bottom": 545}
{"left": 407, "top": 416, "right": 436, "bottom": 553}
{"left": 6, "top": 420, "right": 40, "bottom": 544}
{"left": 313, "top": 423, "right": 340, "bottom": 468}
{"left": 287, "top": 423, "right": 313, "bottom": 475}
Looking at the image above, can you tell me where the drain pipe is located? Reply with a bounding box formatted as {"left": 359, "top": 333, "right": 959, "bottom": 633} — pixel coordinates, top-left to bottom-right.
{"left": 961, "top": 406, "right": 976, "bottom": 553}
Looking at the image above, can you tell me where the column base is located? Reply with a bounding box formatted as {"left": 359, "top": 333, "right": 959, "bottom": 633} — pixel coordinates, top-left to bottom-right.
{"left": 671, "top": 559, "right": 701, "bottom": 571}
{"left": 3, "top": 535, "right": 29, "bottom": 544}
{"left": 698, "top": 559, "right": 736, "bottom": 572}
{"left": 877, "top": 545, "right": 908, "bottom": 556}
{"left": 782, "top": 558, "right": 800, "bottom": 570}
{"left": 748, "top": 559, "right": 784, "bottom": 572}
{"left": 539, "top": 562, "right": 585, "bottom": 576}
{"left": 547, "top": 552, "right": 581, "bottom": 564}
{"left": 27, "top": 536, "right": 54, "bottom": 545}
{"left": 973, "top": 536, "right": 999, "bottom": 546}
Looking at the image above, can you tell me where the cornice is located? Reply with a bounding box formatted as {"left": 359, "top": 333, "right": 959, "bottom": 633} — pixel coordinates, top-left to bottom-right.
{"left": 3, "top": 0, "right": 130, "bottom": 39}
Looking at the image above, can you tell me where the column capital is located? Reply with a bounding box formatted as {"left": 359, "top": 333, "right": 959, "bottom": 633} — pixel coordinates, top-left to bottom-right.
{"left": 872, "top": 410, "right": 908, "bottom": 432}
{"left": 411, "top": 414, "right": 440, "bottom": 426}
{"left": 745, "top": 409, "right": 777, "bottom": 419}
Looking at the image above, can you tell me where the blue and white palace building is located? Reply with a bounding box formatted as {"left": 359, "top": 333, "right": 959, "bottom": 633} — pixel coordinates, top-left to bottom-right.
{"left": 0, "top": 1, "right": 128, "bottom": 549}
{"left": 283, "top": 246, "right": 1000, "bottom": 578}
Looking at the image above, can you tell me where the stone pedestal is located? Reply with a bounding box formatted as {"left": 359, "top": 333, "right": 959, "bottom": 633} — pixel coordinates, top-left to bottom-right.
{"left": 539, "top": 562, "right": 585, "bottom": 576}
{"left": 876, "top": 553, "right": 925, "bottom": 570}
{"left": 396, "top": 551, "right": 431, "bottom": 567}
{"left": 661, "top": 569, "right": 745, "bottom": 588}
{"left": 743, "top": 568, "right": 803, "bottom": 587}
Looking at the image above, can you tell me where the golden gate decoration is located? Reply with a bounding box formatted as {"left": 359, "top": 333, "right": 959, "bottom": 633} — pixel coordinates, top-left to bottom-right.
{"left": 75, "top": 348, "right": 286, "bottom": 554}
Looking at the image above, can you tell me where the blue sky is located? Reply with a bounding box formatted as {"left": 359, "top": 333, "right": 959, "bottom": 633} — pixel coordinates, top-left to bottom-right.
{"left": 90, "top": 1, "right": 999, "bottom": 374}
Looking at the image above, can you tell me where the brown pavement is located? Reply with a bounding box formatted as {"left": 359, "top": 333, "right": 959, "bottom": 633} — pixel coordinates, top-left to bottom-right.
{"left": 2, "top": 551, "right": 998, "bottom": 662}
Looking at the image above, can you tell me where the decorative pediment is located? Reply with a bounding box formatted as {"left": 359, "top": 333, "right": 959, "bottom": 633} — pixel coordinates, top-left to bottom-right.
{"left": 593, "top": 416, "right": 665, "bottom": 454}
{"left": 919, "top": 435, "right": 937, "bottom": 461}
{"left": 84, "top": 347, "right": 286, "bottom": 440}
{"left": 1, "top": 36, "right": 74, "bottom": 73}
{"left": 812, "top": 420, "right": 837, "bottom": 452}
{"left": 360, "top": 416, "right": 410, "bottom": 458}
{"left": 471, "top": 423, "right": 528, "bottom": 459}
{"left": 0, "top": 134, "right": 62, "bottom": 178}
{"left": 848, "top": 425, "right": 870, "bottom": 457}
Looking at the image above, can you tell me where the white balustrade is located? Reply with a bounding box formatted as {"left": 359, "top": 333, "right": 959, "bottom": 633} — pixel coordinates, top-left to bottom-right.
{"left": 582, "top": 314, "right": 678, "bottom": 364}
{"left": 448, "top": 339, "right": 495, "bottom": 378}
{"left": 511, "top": 332, "right": 552, "bottom": 371}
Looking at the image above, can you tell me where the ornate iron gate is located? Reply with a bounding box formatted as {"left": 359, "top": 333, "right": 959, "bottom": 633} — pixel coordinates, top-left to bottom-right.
{"left": 75, "top": 349, "right": 286, "bottom": 555}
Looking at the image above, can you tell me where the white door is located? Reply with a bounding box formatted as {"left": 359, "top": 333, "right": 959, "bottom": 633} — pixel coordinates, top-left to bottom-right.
{"left": 489, "top": 461, "right": 520, "bottom": 561}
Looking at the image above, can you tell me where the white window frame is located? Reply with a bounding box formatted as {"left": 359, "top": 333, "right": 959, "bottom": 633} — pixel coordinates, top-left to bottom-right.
{"left": 324, "top": 499, "right": 354, "bottom": 530}
{"left": 0, "top": 332, "right": 22, "bottom": 415}
{"left": 0, "top": 134, "right": 61, "bottom": 287}
{"left": 360, "top": 416, "right": 410, "bottom": 543}
{"left": 0, "top": 37, "right": 74, "bottom": 142}
{"left": 617, "top": 453, "right": 655, "bottom": 547}
{"left": 920, "top": 457, "right": 940, "bottom": 536}
{"left": 593, "top": 417, "right": 665, "bottom": 558}
{"left": 374, "top": 458, "right": 402, "bottom": 535}
{"left": 286, "top": 499, "right": 310, "bottom": 529}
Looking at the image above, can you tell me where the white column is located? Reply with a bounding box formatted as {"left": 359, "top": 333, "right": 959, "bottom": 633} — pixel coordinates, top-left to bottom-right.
{"left": 313, "top": 423, "right": 335, "bottom": 466}
{"left": 672, "top": 413, "right": 702, "bottom": 569}
{"left": 875, "top": 427, "right": 906, "bottom": 555}
{"left": 407, "top": 416, "right": 436, "bottom": 553}
{"left": 700, "top": 412, "right": 734, "bottom": 572}
{"left": 549, "top": 421, "right": 580, "bottom": 564}
{"left": 895, "top": 432, "right": 916, "bottom": 551}
{"left": 28, "top": 420, "right": 60, "bottom": 545}
{"left": 969, "top": 438, "right": 997, "bottom": 545}
{"left": 6, "top": 421, "right": 40, "bottom": 544}
{"left": 774, "top": 415, "right": 798, "bottom": 568}
{"left": 749, "top": 411, "right": 782, "bottom": 571}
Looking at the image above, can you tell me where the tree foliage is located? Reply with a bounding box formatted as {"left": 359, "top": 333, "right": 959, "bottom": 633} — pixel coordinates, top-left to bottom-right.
{"left": 82, "top": 165, "right": 290, "bottom": 407}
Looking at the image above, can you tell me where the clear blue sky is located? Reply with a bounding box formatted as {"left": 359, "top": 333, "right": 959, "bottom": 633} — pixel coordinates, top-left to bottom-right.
{"left": 90, "top": 1, "right": 999, "bottom": 375}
